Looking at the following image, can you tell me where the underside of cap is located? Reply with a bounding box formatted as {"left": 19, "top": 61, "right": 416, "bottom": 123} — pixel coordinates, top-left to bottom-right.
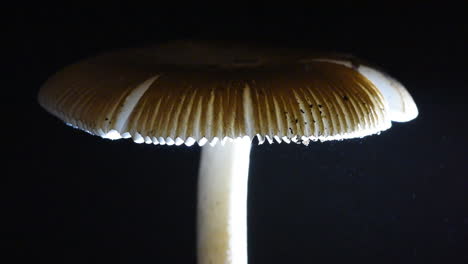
{"left": 38, "top": 41, "right": 416, "bottom": 146}
{"left": 309, "top": 57, "right": 418, "bottom": 122}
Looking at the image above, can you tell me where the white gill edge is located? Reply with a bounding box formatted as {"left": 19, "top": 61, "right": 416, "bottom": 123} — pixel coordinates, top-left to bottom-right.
{"left": 243, "top": 84, "right": 255, "bottom": 136}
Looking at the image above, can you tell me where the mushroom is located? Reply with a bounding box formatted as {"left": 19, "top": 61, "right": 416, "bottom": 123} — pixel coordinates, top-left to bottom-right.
{"left": 38, "top": 41, "right": 418, "bottom": 264}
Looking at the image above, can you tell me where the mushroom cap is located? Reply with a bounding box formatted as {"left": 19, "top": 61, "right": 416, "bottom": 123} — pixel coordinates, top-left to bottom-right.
{"left": 38, "top": 41, "right": 417, "bottom": 146}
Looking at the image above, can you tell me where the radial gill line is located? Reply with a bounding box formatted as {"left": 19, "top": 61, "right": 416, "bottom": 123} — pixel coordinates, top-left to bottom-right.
{"left": 332, "top": 78, "right": 360, "bottom": 133}
{"left": 68, "top": 87, "right": 95, "bottom": 124}
{"left": 263, "top": 86, "right": 276, "bottom": 137}
{"left": 315, "top": 84, "right": 339, "bottom": 136}
{"left": 350, "top": 78, "right": 373, "bottom": 131}
{"left": 114, "top": 75, "right": 160, "bottom": 133}
{"left": 243, "top": 84, "right": 255, "bottom": 136}
{"left": 177, "top": 88, "right": 198, "bottom": 139}
{"left": 103, "top": 87, "right": 132, "bottom": 132}
{"left": 293, "top": 88, "right": 312, "bottom": 137}
{"left": 212, "top": 85, "right": 224, "bottom": 138}
{"left": 253, "top": 84, "right": 266, "bottom": 136}
{"left": 301, "top": 86, "right": 320, "bottom": 138}
{"left": 330, "top": 88, "right": 351, "bottom": 134}
{"left": 145, "top": 93, "right": 163, "bottom": 136}
{"left": 205, "top": 88, "right": 216, "bottom": 139}
{"left": 279, "top": 90, "right": 297, "bottom": 137}
{"left": 169, "top": 91, "right": 188, "bottom": 138}
{"left": 306, "top": 85, "right": 327, "bottom": 137}
{"left": 158, "top": 89, "right": 181, "bottom": 139}
{"left": 272, "top": 95, "right": 285, "bottom": 136}
{"left": 138, "top": 93, "right": 157, "bottom": 137}
{"left": 128, "top": 93, "right": 149, "bottom": 135}
{"left": 225, "top": 83, "right": 236, "bottom": 138}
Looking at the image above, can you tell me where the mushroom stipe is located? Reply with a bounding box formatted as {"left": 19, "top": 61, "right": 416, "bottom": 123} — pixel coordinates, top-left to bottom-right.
{"left": 38, "top": 41, "right": 418, "bottom": 264}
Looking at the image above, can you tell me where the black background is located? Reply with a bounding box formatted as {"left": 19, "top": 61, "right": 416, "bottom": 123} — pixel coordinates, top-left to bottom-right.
{"left": 6, "top": 4, "right": 468, "bottom": 264}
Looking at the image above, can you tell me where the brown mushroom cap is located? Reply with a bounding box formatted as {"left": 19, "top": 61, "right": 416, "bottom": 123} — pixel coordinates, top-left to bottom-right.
{"left": 38, "top": 41, "right": 394, "bottom": 146}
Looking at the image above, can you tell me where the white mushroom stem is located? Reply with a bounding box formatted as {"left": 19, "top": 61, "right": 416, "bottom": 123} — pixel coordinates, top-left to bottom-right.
{"left": 197, "top": 136, "right": 252, "bottom": 264}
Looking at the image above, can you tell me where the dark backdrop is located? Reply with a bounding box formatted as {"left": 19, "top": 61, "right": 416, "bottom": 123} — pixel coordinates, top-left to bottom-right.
{"left": 6, "top": 4, "right": 467, "bottom": 264}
